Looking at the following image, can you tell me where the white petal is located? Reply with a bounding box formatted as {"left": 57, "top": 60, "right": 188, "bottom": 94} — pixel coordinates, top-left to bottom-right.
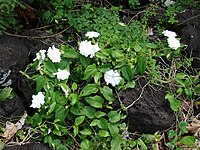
{"left": 162, "top": 30, "right": 177, "bottom": 38}
{"left": 104, "top": 69, "right": 122, "bottom": 87}
{"left": 54, "top": 69, "right": 70, "bottom": 80}
{"left": 85, "top": 31, "right": 100, "bottom": 38}
{"left": 167, "top": 37, "right": 180, "bottom": 50}
{"left": 47, "top": 45, "right": 61, "bottom": 63}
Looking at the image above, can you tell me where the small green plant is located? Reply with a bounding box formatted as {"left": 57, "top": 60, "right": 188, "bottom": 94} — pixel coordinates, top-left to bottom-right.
{"left": 0, "top": 87, "right": 15, "bottom": 101}
{"left": 0, "top": 0, "right": 23, "bottom": 31}
{"left": 128, "top": 0, "right": 140, "bottom": 9}
{"left": 40, "top": 0, "right": 74, "bottom": 25}
{"left": 166, "top": 121, "right": 196, "bottom": 149}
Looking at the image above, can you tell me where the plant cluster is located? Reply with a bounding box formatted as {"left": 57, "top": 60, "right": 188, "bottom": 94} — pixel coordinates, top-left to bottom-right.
{"left": 0, "top": 0, "right": 23, "bottom": 31}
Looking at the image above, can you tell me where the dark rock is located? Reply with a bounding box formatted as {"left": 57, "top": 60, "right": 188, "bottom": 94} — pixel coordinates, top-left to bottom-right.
{"left": 116, "top": 79, "right": 175, "bottom": 133}
{"left": 0, "top": 95, "right": 24, "bottom": 123}
{"left": 4, "top": 143, "right": 51, "bottom": 150}
{"left": 0, "top": 35, "right": 29, "bottom": 88}
{"left": 176, "top": 10, "right": 200, "bottom": 69}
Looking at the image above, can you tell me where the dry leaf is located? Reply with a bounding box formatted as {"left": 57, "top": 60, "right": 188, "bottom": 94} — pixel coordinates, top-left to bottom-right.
{"left": 186, "top": 118, "right": 200, "bottom": 134}
{"left": 0, "top": 111, "right": 27, "bottom": 143}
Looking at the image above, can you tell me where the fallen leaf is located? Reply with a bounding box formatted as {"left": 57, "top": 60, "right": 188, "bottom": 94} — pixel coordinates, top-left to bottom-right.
{"left": 186, "top": 118, "right": 200, "bottom": 134}
{"left": 0, "top": 111, "right": 27, "bottom": 143}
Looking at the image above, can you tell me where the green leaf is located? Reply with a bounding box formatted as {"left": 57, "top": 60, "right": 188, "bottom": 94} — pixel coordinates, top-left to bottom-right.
{"left": 94, "top": 72, "right": 102, "bottom": 84}
{"left": 44, "top": 60, "right": 57, "bottom": 73}
{"left": 121, "top": 65, "right": 133, "bottom": 81}
{"left": 80, "top": 84, "right": 99, "bottom": 97}
{"left": 0, "top": 87, "right": 14, "bottom": 101}
{"left": 100, "top": 86, "right": 114, "bottom": 101}
{"left": 75, "top": 116, "right": 85, "bottom": 126}
{"left": 57, "top": 144, "right": 68, "bottom": 150}
{"left": 32, "top": 113, "right": 42, "bottom": 127}
{"left": 73, "top": 126, "right": 79, "bottom": 137}
{"left": 184, "top": 87, "right": 192, "bottom": 99}
{"left": 55, "top": 106, "right": 68, "bottom": 122}
{"left": 80, "top": 128, "right": 92, "bottom": 135}
{"left": 85, "top": 96, "right": 104, "bottom": 108}
{"left": 165, "top": 93, "right": 181, "bottom": 112}
{"left": 42, "top": 11, "right": 52, "bottom": 24}
{"left": 95, "top": 111, "right": 106, "bottom": 118}
{"left": 80, "top": 139, "right": 93, "bottom": 150}
{"left": 176, "top": 79, "right": 186, "bottom": 87}
{"left": 35, "top": 76, "right": 47, "bottom": 93}
{"left": 59, "top": 83, "right": 71, "bottom": 97}
{"left": 63, "top": 48, "right": 79, "bottom": 58}
{"left": 99, "top": 130, "right": 110, "bottom": 137}
{"left": 176, "top": 73, "right": 187, "bottom": 79}
{"left": 168, "top": 130, "right": 177, "bottom": 139}
{"left": 69, "top": 93, "right": 79, "bottom": 105}
{"left": 90, "top": 119, "right": 99, "bottom": 126}
{"left": 110, "top": 135, "right": 122, "bottom": 150}
{"left": 194, "top": 84, "right": 200, "bottom": 94}
{"left": 108, "top": 111, "right": 121, "bottom": 123}
{"left": 47, "top": 102, "right": 56, "bottom": 114}
{"left": 79, "top": 55, "right": 91, "bottom": 68}
{"left": 0, "top": 140, "right": 4, "bottom": 150}
{"left": 83, "top": 64, "right": 98, "bottom": 80}
{"left": 82, "top": 106, "right": 96, "bottom": 119}
{"left": 108, "top": 123, "right": 119, "bottom": 137}
{"left": 137, "top": 138, "right": 147, "bottom": 150}
{"left": 125, "top": 81, "right": 136, "bottom": 89}
{"left": 98, "top": 118, "right": 108, "bottom": 130}
{"left": 111, "top": 50, "right": 124, "bottom": 59}
{"left": 137, "top": 56, "right": 147, "bottom": 75}
{"left": 146, "top": 43, "right": 157, "bottom": 48}
{"left": 71, "top": 82, "right": 78, "bottom": 91}
{"left": 133, "top": 43, "right": 142, "bottom": 52}
{"left": 179, "top": 136, "right": 195, "bottom": 147}
{"left": 179, "top": 121, "right": 188, "bottom": 134}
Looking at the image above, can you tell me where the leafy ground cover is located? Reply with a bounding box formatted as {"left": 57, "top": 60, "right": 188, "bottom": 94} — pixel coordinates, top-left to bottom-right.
{"left": 0, "top": 0, "right": 200, "bottom": 149}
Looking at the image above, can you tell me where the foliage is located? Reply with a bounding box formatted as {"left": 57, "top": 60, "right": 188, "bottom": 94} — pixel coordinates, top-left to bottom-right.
{"left": 21, "top": 5, "right": 185, "bottom": 149}
{"left": 166, "top": 121, "right": 196, "bottom": 149}
{"left": 128, "top": 0, "right": 140, "bottom": 9}
{"left": 39, "top": 0, "right": 74, "bottom": 25}
{"left": 0, "top": 87, "right": 15, "bottom": 101}
{"left": 0, "top": 0, "right": 23, "bottom": 31}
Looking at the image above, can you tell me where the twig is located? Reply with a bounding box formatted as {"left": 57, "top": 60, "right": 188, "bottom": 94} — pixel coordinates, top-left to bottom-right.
{"left": 178, "top": 14, "right": 200, "bottom": 25}
{"left": 0, "top": 26, "right": 70, "bottom": 39}
{"left": 127, "top": 10, "right": 145, "bottom": 26}
{"left": 126, "top": 82, "right": 149, "bottom": 109}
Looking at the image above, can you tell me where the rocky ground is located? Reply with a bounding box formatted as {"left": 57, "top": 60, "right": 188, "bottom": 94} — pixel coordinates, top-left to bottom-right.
{"left": 0, "top": 2, "right": 200, "bottom": 150}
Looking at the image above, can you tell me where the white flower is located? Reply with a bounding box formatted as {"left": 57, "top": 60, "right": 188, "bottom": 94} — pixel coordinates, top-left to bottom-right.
{"left": 53, "top": 68, "right": 70, "bottom": 80}
{"left": 33, "top": 50, "right": 46, "bottom": 62}
{"left": 104, "top": 69, "right": 122, "bottom": 87}
{"left": 47, "top": 45, "right": 61, "bottom": 63}
{"left": 33, "top": 50, "right": 46, "bottom": 70}
{"left": 164, "top": 0, "right": 175, "bottom": 7}
{"left": 85, "top": 31, "right": 100, "bottom": 38}
{"left": 167, "top": 37, "right": 181, "bottom": 50}
{"left": 162, "top": 30, "right": 181, "bottom": 50}
{"left": 79, "top": 40, "right": 100, "bottom": 58}
{"left": 30, "top": 92, "right": 45, "bottom": 109}
{"left": 162, "top": 30, "right": 177, "bottom": 38}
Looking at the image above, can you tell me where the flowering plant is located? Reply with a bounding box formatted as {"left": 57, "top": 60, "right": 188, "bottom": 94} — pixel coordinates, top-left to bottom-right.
{"left": 21, "top": 6, "right": 189, "bottom": 150}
